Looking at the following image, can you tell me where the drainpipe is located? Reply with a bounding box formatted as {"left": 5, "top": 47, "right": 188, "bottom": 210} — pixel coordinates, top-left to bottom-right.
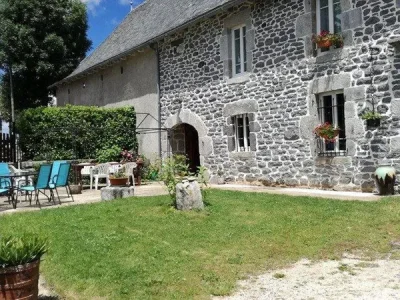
{"left": 155, "top": 43, "right": 162, "bottom": 160}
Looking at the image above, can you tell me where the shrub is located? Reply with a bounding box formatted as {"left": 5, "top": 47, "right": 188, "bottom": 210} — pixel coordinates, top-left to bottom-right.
{"left": 16, "top": 105, "right": 137, "bottom": 160}
{"left": 96, "top": 145, "right": 121, "bottom": 163}
{"left": 0, "top": 235, "right": 47, "bottom": 268}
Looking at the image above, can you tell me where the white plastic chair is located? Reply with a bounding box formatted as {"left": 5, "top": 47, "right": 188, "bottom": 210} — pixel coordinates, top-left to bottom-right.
{"left": 90, "top": 163, "right": 111, "bottom": 190}
{"left": 124, "top": 162, "right": 137, "bottom": 185}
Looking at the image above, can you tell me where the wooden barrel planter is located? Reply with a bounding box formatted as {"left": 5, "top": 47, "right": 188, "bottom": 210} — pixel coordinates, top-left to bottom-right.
{"left": 0, "top": 260, "right": 40, "bottom": 300}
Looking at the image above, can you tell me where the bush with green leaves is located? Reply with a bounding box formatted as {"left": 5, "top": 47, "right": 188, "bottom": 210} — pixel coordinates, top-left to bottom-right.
{"left": 160, "top": 154, "right": 190, "bottom": 200}
{"left": 0, "top": 235, "right": 47, "bottom": 268}
{"left": 96, "top": 145, "right": 122, "bottom": 163}
{"left": 16, "top": 105, "right": 137, "bottom": 161}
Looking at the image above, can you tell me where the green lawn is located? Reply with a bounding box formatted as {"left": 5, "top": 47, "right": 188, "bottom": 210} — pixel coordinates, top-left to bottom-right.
{"left": 1, "top": 190, "right": 400, "bottom": 299}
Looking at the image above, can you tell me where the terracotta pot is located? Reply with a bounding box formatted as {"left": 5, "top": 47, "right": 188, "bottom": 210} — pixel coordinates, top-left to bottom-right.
{"left": 317, "top": 39, "right": 332, "bottom": 48}
{"left": 110, "top": 177, "right": 128, "bottom": 186}
{"left": 0, "top": 260, "right": 40, "bottom": 300}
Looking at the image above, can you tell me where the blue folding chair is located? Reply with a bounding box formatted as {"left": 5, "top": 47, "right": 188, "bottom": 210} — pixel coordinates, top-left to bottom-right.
{"left": 49, "top": 162, "right": 74, "bottom": 204}
{"left": 0, "top": 162, "right": 12, "bottom": 204}
{"left": 49, "top": 160, "right": 67, "bottom": 186}
{"left": 17, "top": 164, "right": 53, "bottom": 208}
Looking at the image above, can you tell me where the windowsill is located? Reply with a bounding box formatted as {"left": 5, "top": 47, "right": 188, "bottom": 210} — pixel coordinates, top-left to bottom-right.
{"left": 316, "top": 47, "right": 349, "bottom": 64}
{"left": 229, "top": 151, "right": 255, "bottom": 159}
{"left": 226, "top": 73, "right": 251, "bottom": 85}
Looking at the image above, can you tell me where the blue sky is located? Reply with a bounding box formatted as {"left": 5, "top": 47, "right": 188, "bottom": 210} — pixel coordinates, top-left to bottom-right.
{"left": 81, "top": 0, "right": 145, "bottom": 54}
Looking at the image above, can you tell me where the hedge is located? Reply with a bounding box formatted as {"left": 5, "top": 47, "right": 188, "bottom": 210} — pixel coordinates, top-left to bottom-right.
{"left": 16, "top": 105, "right": 137, "bottom": 161}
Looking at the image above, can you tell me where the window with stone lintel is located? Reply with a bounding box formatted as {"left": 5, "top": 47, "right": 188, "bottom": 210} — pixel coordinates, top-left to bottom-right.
{"left": 232, "top": 25, "right": 247, "bottom": 76}
{"left": 316, "top": 0, "right": 342, "bottom": 52}
{"left": 233, "top": 114, "right": 250, "bottom": 152}
{"left": 316, "top": 91, "right": 346, "bottom": 156}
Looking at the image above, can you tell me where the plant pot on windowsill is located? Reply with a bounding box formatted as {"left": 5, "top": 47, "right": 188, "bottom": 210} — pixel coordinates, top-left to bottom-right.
{"left": 0, "top": 236, "right": 47, "bottom": 300}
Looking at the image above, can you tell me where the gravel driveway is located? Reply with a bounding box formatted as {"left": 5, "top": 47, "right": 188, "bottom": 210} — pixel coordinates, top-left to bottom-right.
{"left": 215, "top": 258, "right": 400, "bottom": 300}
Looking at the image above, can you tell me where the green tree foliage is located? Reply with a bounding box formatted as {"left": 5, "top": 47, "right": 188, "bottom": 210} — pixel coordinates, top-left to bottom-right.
{"left": 0, "top": 0, "right": 92, "bottom": 113}
{"left": 16, "top": 105, "right": 137, "bottom": 160}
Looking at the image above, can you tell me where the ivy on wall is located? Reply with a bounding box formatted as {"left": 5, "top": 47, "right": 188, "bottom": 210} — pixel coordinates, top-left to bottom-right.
{"left": 16, "top": 105, "right": 137, "bottom": 161}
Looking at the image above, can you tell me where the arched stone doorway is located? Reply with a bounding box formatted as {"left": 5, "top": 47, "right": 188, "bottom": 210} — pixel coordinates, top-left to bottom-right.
{"left": 170, "top": 123, "right": 201, "bottom": 172}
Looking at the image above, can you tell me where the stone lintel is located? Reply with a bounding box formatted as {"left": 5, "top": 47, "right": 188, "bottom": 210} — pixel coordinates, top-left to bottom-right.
{"left": 223, "top": 99, "right": 258, "bottom": 117}
{"left": 310, "top": 73, "right": 351, "bottom": 94}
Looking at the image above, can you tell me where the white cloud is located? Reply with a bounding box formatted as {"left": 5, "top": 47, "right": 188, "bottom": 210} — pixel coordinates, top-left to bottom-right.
{"left": 80, "top": 0, "right": 103, "bottom": 14}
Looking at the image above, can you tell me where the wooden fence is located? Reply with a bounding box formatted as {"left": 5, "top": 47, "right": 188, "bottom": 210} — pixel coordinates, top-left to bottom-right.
{"left": 0, "top": 133, "right": 20, "bottom": 163}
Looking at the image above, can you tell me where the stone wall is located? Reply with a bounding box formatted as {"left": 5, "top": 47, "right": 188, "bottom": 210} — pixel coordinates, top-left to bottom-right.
{"left": 159, "top": 0, "right": 400, "bottom": 191}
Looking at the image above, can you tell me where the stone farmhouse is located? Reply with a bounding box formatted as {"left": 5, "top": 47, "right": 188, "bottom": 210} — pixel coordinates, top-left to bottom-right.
{"left": 51, "top": 0, "right": 400, "bottom": 191}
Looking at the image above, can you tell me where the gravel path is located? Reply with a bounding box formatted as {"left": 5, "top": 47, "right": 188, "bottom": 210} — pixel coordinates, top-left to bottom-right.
{"left": 215, "top": 258, "right": 400, "bottom": 300}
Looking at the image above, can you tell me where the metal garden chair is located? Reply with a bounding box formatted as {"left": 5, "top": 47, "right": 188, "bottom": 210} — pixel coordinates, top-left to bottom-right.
{"left": 49, "top": 162, "right": 74, "bottom": 204}
{"left": 17, "top": 164, "right": 53, "bottom": 207}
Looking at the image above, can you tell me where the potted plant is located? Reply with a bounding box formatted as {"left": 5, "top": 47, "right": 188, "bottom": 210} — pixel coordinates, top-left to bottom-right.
{"left": 217, "top": 168, "right": 225, "bottom": 185}
{"left": 313, "top": 122, "right": 340, "bottom": 143}
{"left": 362, "top": 110, "right": 381, "bottom": 127}
{"left": 109, "top": 166, "right": 128, "bottom": 186}
{"left": 0, "top": 236, "right": 47, "bottom": 299}
{"left": 312, "top": 30, "right": 344, "bottom": 49}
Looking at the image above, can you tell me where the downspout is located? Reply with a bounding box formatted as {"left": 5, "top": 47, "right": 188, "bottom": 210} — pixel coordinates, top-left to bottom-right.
{"left": 155, "top": 42, "right": 162, "bottom": 159}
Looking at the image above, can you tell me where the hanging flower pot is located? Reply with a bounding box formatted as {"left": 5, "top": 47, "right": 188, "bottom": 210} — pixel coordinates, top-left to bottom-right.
{"left": 312, "top": 30, "right": 343, "bottom": 49}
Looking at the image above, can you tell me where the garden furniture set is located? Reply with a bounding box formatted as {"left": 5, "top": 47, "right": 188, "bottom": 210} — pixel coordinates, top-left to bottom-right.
{"left": 0, "top": 161, "right": 74, "bottom": 209}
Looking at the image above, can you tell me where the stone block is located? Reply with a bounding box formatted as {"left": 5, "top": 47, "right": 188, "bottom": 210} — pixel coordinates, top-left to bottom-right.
{"left": 390, "top": 136, "right": 400, "bottom": 153}
{"left": 342, "top": 30, "right": 353, "bottom": 47}
{"left": 199, "top": 136, "right": 213, "bottom": 156}
{"left": 346, "top": 140, "right": 357, "bottom": 156}
{"left": 227, "top": 136, "right": 235, "bottom": 152}
{"left": 344, "top": 101, "right": 356, "bottom": 119}
{"left": 284, "top": 128, "right": 300, "bottom": 140}
{"left": 392, "top": 100, "right": 400, "bottom": 116}
{"left": 299, "top": 115, "right": 318, "bottom": 140}
{"left": 311, "top": 74, "right": 351, "bottom": 94}
{"left": 246, "top": 29, "right": 256, "bottom": 51}
{"left": 341, "top": 8, "right": 363, "bottom": 31}
{"left": 224, "top": 8, "right": 251, "bottom": 29}
{"left": 250, "top": 133, "right": 257, "bottom": 151}
{"left": 340, "top": 0, "right": 352, "bottom": 11}
{"left": 175, "top": 180, "right": 204, "bottom": 211}
{"left": 101, "top": 186, "right": 135, "bottom": 201}
{"left": 224, "top": 124, "right": 234, "bottom": 136}
{"left": 220, "top": 32, "right": 229, "bottom": 61}
{"left": 345, "top": 118, "right": 365, "bottom": 139}
{"left": 249, "top": 121, "right": 261, "bottom": 132}
{"left": 295, "top": 13, "right": 313, "bottom": 38}
{"left": 223, "top": 99, "right": 259, "bottom": 117}
{"left": 344, "top": 86, "right": 365, "bottom": 102}
{"left": 304, "top": 0, "right": 312, "bottom": 13}
{"left": 315, "top": 48, "right": 349, "bottom": 64}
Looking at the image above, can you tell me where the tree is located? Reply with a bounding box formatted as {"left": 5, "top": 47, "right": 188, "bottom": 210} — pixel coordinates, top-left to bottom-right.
{"left": 0, "top": 0, "right": 92, "bottom": 114}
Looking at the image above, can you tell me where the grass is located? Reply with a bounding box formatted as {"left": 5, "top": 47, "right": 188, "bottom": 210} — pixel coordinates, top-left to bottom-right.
{"left": 0, "top": 189, "right": 400, "bottom": 299}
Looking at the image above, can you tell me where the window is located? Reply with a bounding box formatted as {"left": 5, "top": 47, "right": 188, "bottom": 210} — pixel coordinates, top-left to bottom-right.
{"left": 231, "top": 25, "right": 247, "bottom": 76}
{"left": 233, "top": 114, "right": 250, "bottom": 152}
{"left": 316, "top": 0, "right": 341, "bottom": 52}
{"left": 317, "top": 91, "right": 346, "bottom": 156}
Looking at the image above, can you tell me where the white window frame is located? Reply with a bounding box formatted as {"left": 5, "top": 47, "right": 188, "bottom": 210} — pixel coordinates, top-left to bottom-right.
{"left": 316, "top": 0, "right": 341, "bottom": 53}
{"left": 234, "top": 114, "right": 250, "bottom": 152}
{"left": 231, "top": 24, "right": 247, "bottom": 77}
{"left": 317, "top": 91, "right": 345, "bottom": 153}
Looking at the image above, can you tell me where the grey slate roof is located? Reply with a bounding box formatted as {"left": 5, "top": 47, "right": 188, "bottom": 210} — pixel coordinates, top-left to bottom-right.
{"left": 62, "top": 0, "right": 240, "bottom": 83}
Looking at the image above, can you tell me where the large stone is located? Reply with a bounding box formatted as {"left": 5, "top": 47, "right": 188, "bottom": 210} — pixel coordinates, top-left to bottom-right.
{"left": 223, "top": 99, "right": 258, "bottom": 117}
{"left": 175, "top": 180, "right": 204, "bottom": 211}
{"left": 310, "top": 74, "right": 351, "bottom": 94}
{"left": 345, "top": 118, "right": 365, "bottom": 139}
{"left": 295, "top": 13, "right": 312, "bottom": 38}
{"left": 341, "top": 8, "right": 363, "bottom": 30}
{"left": 101, "top": 186, "right": 135, "bottom": 201}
